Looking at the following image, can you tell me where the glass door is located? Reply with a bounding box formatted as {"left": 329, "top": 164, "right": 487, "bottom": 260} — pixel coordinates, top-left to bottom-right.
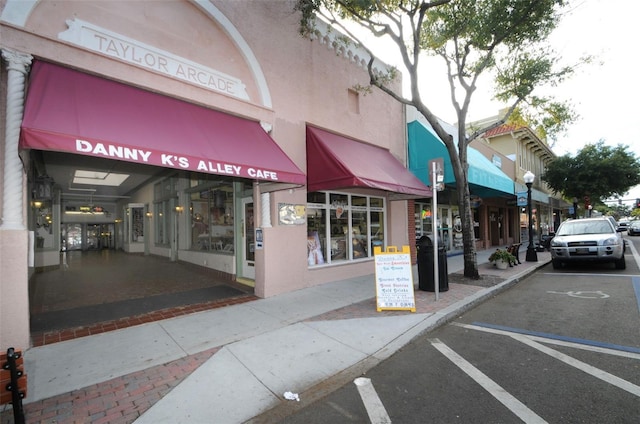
{"left": 241, "top": 197, "right": 255, "bottom": 279}
{"left": 86, "top": 224, "right": 101, "bottom": 250}
{"left": 62, "top": 223, "right": 83, "bottom": 251}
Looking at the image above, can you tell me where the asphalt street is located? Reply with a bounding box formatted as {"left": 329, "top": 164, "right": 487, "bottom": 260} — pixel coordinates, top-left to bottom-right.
{"left": 279, "top": 237, "right": 640, "bottom": 423}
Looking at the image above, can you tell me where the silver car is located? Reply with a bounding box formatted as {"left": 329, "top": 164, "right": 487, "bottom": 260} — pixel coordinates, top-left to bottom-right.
{"left": 550, "top": 217, "right": 626, "bottom": 270}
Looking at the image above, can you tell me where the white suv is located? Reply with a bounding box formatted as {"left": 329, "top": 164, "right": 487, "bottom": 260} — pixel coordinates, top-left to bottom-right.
{"left": 550, "top": 217, "right": 626, "bottom": 270}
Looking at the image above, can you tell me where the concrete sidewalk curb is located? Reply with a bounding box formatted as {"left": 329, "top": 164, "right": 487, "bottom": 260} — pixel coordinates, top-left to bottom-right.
{"left": 245, "top": 258, "right": 551, "bottom": 424}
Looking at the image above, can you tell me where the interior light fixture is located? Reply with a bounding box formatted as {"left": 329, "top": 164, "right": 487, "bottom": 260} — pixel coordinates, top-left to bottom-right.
{"left": 73, "top": 170, "right": 130, "bottom": 186}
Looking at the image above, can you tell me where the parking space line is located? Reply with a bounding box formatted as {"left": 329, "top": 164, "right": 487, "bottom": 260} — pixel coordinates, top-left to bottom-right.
{"left": 541, "top": 272, "right": 639, "bottom": 278}
{"left": 511, "top": 334, "right": 640, "bottom": 397}
{"left": 628, "top": 239, "right": 640, "bottom": 269}
{"left": 353, "top": 377, "right": 392, "bottom": 424}
{"left": 460, "top": 322, "right": 640, "bottom": 357}
{"left": 633, "top": 277, "right": 640, "bottom": 314}
{"left": 429, "top": 338, "right": 548, "bottom": 424}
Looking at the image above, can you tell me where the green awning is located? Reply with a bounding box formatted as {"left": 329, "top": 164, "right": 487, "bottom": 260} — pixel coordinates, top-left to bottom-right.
{"left": 407, "top": 120, "right": 514, "bottom": 197}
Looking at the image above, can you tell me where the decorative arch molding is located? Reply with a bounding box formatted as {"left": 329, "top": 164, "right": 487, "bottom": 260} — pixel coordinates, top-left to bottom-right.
{"left": 0, "top": 0, "right": 273, "bottom": 108}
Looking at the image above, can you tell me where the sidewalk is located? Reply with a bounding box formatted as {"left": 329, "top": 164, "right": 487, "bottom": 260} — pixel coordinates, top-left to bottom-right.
{"left": 6, "top": 247, "right": 550, "bottom": 424}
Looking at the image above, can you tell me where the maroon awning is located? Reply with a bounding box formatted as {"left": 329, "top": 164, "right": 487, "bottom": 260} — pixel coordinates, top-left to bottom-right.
{"left": 20, "top": 61, "right": 306, "bottom": 185}
{"left": 306, "top": 126, "right": 432, "bottom": 197}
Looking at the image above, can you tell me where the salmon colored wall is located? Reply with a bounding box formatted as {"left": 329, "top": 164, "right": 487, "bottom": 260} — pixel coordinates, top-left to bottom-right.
{"left": 0, "top": 0, "right": 413, "bottom": 340}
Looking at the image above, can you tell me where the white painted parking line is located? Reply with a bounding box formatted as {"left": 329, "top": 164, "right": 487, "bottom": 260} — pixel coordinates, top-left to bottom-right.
{"left": 429, "top": 339, "right": 548, "bottom": 424}
{"left": 628, "top": 239, "right": 640, "bottom": 270}
{"left": 455, "top": 323, "right": 640, "bottom": 359}
{"left": 541, "top": 272, "right": 637, "bottom": 278}
{"left": 354, "top": 377, "right": 392, "bottom": 424}
{"left": 511, "top": 334, "right": 640, "bottom": 397}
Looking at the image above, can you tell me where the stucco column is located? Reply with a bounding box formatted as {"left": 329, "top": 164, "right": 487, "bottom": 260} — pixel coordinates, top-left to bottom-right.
{"left": 1, "top": 49, "right": 32, "bottom": 230}
{"left": 1, "top": 49, "right": 32, "bottom": 350}
{"left": 260, "top": 192, "right": 271, "bottom": 228}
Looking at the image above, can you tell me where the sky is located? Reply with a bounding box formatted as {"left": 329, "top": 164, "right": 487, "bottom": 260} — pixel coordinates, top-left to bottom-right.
{"left": 358, "top": 0, "right": 640, "bottom": 206}
{"left": 546, "top": 0, "right": 640, "bottom": 206}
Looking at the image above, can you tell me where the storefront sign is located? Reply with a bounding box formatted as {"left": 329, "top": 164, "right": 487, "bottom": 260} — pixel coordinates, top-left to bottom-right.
{"left": 374, "top": 246, "right": 416, "bottom": 312}
{"left": 73, "top": 139, "right": 282, "bottom": 181}
{"left": 59, "top": 18, "right": 249, "bottom": 101}
{"left": 278, "top": 204, "right": 306, "bottom": 225}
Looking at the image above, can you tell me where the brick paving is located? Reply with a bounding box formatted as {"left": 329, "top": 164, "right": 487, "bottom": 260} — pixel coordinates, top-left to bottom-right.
{"left": 30, "top": 295, "right": 259, "bottom": 348}
{"left": 2, "top": 347, "right": 221, "bottom": 424}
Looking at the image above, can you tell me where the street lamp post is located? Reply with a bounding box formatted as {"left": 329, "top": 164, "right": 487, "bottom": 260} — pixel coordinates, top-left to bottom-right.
{"left": 524, "top": 171, "right": 538, "bottom": 262}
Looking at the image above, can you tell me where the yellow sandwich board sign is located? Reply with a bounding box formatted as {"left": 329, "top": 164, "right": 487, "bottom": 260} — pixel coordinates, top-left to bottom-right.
{"left": 373, "top": 245, "right": 416, "bottom": 312}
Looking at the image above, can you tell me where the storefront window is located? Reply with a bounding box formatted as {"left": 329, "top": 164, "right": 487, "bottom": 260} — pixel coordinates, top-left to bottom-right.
{"left": 414, "top": 202, "right": 432, "bottom": 238}
{"left": 153, "top": 176, "right": 178, "bottom": 246}
{"left": 451, "top": 207, "right": 463, "bottom": 250}
{"left": 370, "top": 197, "right": 385, "bottom": 254}
{"left": 306, "top": 207, "right": 327, "bottom": 265}
{"left": 154, "top": 201, "right": 170, "bottom": 245}
{"left": 329, "top": 193, "right": 348, "bottom": 262}
{"left": 351, "top": 196, "right": 368, "bottom": 259}
{"left": 32, "top": 199, "right": 54, "bottom": 249}
{"left": 306, "top": 192, "right": 386, "bottom": 266}
{"left": 130, "top": 205, "right": 144, "bottom": 243}
{"left": 188, "top": 181, "right": 234, "bottom": 252}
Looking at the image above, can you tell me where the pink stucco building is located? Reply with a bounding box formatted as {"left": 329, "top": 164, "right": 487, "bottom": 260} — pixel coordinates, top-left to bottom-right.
{"left": 0, "top": 1, "right": 430, "bottom": 351}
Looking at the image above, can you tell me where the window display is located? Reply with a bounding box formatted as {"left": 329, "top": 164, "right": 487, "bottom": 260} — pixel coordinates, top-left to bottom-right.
{"left": 153, "top": 177, "right": 178, "bottom": 246}
{"left": 33, "top": 199, "right": 54, "bottom": 249}
{"left": 306, "top": 191, "right": 385, "bottom": 266}
{"left": 189, "top": 181, "right": 234, "bottom": 252}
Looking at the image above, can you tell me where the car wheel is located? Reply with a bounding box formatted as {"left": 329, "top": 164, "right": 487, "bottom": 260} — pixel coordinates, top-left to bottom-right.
{"left": 552, "top": 259, "right": 563, "bottom": 270}
{"left": 615, "top": 256, "right": 626, "bottom": 270}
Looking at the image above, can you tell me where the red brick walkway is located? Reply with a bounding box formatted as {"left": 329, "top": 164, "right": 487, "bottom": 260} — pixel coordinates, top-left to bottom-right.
{"left": 30, "top": 295, "right": 259, "bottom": 347}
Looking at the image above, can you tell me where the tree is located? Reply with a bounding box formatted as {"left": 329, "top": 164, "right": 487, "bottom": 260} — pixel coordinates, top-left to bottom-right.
{"left": 542, "top": 141, "right": 640, "bottom": 210}
{"left": 295, "top": 0, "right": 577, "bottom": 278}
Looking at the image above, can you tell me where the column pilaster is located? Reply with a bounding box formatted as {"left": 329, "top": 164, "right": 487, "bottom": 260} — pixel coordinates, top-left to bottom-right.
{"left": 1, "top": 49, "right": 33, "bottom": 230}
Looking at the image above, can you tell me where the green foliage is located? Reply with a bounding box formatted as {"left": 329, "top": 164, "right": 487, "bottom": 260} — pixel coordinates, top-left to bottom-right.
{"left": 488, "top": 248, "right": 516, "bottom": 263}
{"left": 542, "top": 140, "right": 640, "bottom": 202}
{"left": 294, "top": 0, "right": 578, "bottom": 143}
{"left": 293, "top": 0, "right": 580, "bottom": 278}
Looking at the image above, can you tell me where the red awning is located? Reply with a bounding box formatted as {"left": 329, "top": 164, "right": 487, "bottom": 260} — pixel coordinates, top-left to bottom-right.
{"left": 20, "top": 61, "right": 306, "bottom": 185}
{"left": 306, "top": 126, "right": 432, "bottom": 197}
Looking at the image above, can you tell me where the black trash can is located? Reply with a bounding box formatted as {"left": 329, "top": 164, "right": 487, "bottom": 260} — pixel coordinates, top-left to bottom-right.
{"left": 416, "top": 235, "right": 449, "bottom": 292}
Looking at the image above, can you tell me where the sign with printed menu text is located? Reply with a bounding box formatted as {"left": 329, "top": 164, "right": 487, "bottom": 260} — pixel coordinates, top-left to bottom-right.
{"left": 374, "top": 246, "right": 416, "bottom": 312}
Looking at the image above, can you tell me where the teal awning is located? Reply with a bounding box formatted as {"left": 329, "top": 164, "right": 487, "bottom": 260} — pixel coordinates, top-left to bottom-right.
{"left": 407, "top": 120, "right": 514, "bottom": 197}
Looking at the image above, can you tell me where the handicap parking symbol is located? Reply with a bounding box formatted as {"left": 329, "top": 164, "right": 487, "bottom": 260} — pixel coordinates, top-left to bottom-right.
{"left": 547, "top": 290, "right": 610, "bottom": 299}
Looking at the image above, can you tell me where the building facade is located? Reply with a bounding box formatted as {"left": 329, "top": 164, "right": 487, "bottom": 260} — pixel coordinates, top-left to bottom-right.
{"left": 406, "top": 109, "right": 516, "bottom": 253}
{"left": 0, "top": 1, "right": 429, "bottom": 349}
{"left": 477, "top": 122, "right": 569, "bottom": 240}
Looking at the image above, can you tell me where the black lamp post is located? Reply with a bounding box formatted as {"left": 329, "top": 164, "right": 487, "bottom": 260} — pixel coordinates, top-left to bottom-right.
{"left": 524, "top": 171, "right": 538, "bottom": 262}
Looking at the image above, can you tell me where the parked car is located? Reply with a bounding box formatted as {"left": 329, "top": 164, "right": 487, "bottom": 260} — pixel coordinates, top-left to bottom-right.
{"left": 550, "top": 217, "right": 626, "bottom": 270}
{"left": 627, "top": 220, "right": 640, "bottom": 236}
{"left": 618, "top": 218, "right": 630, "bottom": 231}
{"left": 606, "top": 216, "right": 619, "bottom": 231}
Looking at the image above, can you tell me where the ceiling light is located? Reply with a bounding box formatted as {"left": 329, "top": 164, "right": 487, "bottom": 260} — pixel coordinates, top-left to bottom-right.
{"left": 73, "top": 170, "right": 129, "bottom": 186}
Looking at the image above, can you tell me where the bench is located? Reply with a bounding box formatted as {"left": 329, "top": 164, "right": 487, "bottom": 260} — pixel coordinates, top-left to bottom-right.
{"left": 506, "top": 243, "right": 522, "bottom": 266}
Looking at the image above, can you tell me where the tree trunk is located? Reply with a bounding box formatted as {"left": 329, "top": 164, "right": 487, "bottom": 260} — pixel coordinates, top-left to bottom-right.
{"left": 457, "top": 177, "right": 479, "bottom": 279}
{"left": 449, "top": 124, "right": 479, "bottom": 279}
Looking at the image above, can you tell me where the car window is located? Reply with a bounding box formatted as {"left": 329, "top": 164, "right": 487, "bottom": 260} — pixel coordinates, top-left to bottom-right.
{"left": 557, "top": 221, "right": 613, "bottom": 236}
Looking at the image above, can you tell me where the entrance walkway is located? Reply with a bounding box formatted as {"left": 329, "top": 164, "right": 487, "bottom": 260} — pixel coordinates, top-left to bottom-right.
{"left": 29, "top": 250, "right": 256, "bottom": 346}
